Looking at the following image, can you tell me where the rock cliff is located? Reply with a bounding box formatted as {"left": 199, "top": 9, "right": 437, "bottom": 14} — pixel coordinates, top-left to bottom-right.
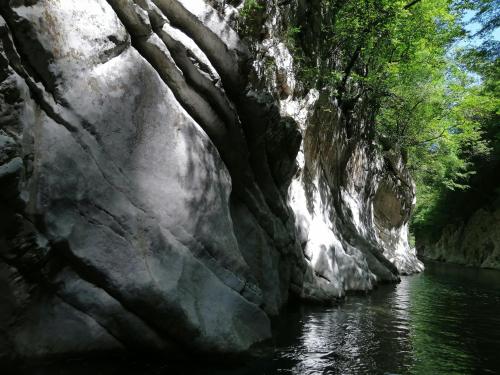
{"left": 422, "top": 206, "right": 500, "bottom": 270}
{"left": 0, "top": 0, "right": 422, "bottom": 360}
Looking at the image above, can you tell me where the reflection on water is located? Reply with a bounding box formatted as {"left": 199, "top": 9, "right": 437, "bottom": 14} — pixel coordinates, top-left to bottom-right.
{"left": 6, "top": 262, "right": 500, "bottom": 375}
{"left": 269, "top": 262, "right": 500, "bottom": 375}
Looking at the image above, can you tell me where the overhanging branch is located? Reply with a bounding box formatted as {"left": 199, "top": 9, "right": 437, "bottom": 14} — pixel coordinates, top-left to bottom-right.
{"left": 404, "top": 0, "right": 422, "bottom": 10}
{"left": 409, "top": 129, "right": 446, "bottom": 146}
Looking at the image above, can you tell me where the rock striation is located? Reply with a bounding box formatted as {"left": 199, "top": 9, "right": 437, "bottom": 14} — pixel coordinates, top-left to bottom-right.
{"left": 0, "top": 0, "right": 422, "bottom": 360}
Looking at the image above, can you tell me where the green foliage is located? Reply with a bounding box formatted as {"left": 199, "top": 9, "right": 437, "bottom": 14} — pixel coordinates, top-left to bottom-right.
{"left": 289, "top": 0, "right": 461, "bottom": 95}
{"left": 412, "top": 41, "right": 500, "bottom": 240}
{"left": 237, "top": 0, "right": 264, "bottom": 37}
{"left": 285, "top": 26, "right": 301, "bottom": 50}
{"left": 285, "top": 0, "right": 498, "bottom": 241}
{"left": 240, "top": 0, "right": 262, "bottom": 16}
{"left": 407, "top": 1, "right": 499, "bottom": 239}
{"left": 454, "top": 0, "right": 500, "bottom": 37}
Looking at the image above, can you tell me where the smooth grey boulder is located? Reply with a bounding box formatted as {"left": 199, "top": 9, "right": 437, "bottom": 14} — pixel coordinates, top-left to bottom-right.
{"left": 0, "top": 0, "right": 270, "bottom": 359}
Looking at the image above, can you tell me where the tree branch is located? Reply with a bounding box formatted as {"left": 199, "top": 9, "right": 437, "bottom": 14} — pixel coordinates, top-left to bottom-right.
{"left": 410, "top": 129, "right": 446, "bottom": 146}
{"left": 404, "top": 0, "right": 422, "bottom": 10}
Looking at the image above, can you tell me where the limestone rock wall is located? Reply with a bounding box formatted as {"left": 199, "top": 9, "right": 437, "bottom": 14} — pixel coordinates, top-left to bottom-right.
{"left": 238, "top": 0, "right": 423, "bottom": 301}
{"left": 422, "top": 207, "right": 500, "bottom": 270}
{"left": 0, "top": 0, "right": 421, "bottom": 360}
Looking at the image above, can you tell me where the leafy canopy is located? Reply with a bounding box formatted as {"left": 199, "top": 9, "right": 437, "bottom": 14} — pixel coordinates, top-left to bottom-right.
{"left": 281, "top": 0, "right": 498, "bottom": 239}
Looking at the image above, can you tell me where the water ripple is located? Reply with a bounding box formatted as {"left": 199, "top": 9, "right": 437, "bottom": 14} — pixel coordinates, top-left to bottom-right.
{"left": 7, "top": 262, "right": 500, "bottom": 375}
{"left": 268, "top": 262, "right": 500, "bottom": 375}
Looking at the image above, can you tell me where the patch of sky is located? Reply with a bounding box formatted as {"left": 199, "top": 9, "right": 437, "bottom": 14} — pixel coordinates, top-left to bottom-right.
{"left": 446, "top": 9, "right": 499, "bottom": 84}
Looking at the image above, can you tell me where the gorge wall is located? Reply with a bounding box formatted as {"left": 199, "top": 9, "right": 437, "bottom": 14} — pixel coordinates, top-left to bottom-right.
{"left": 0, "top": 0, "right": 422, "bottom": 360}
{"left": 422, "top": 206, "right": 500, "bottom": 270}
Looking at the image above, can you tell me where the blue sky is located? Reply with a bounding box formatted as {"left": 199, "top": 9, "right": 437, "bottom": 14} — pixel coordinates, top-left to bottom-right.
{"left": 462, "top": 9, "right": 500, "bottom": 44}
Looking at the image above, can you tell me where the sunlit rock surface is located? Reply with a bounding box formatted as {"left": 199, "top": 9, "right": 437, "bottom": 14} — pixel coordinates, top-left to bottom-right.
{"left": 0, "top": 0, "right": 421, "bottom": 360}
{"left": 247, "top": 1, "right": 423, "bottom": 301}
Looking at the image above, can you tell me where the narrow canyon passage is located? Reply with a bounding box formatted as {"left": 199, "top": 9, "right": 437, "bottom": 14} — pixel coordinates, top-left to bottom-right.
{"left": 0, "top": 0, "right": 498, "bottom": 373}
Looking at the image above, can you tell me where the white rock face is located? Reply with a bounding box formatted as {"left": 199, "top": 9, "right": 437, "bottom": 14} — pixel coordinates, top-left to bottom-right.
{"left": 250, "top": 2, "right": 423, "bottom": 300}
{"left": 0, "top": 0, "right": 422, "bottom": 360}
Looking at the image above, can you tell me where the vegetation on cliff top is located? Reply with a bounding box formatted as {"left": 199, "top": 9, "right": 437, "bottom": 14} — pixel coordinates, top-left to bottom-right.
{"left": 242, "top": 0, "right": 498, "bottom": 242}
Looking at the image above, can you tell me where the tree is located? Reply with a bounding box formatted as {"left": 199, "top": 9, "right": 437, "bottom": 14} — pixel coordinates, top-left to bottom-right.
{"left": 284, "top": 0, "right": 498, "bottom": 241}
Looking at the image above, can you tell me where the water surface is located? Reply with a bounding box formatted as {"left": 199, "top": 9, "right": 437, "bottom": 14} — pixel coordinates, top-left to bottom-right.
{"left": 8, "top": 262, "right": 500, "bottom": 374}
{"left": 265, "top": 262, "right": 500, "bottom": 374}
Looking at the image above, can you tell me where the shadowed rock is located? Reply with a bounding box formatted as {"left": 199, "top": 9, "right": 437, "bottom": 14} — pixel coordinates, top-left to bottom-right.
{"left": 0, "top": 0, "right": 422, "bottom": 361}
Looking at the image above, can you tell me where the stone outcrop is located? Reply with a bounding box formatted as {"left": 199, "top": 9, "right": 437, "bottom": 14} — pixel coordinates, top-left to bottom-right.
{"left": 422, "top": 207, "right": 500, "bottom": 270}
{"left": 0, "top": 0, "right": 421, "bottom": 361}
{"left": 241, "top": 1, "right": 423, "bottom": 301}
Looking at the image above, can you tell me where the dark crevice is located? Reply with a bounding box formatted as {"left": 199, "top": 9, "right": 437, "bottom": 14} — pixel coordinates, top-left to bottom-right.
{"left": 50, "top": 239, "right": 193, "bottom": 355}
{"left": 97, "top": 34, "right": 132, "bottom": 64}
{"left": 152, "top": 0, "right": 248, "bottom": 95}
{"left": 0, "top": 7, "right": 63, "bottom": 105}
{"left": 56, "top": 295, "right": 127, "bottom": 350}
{"left": 314, "top": 271, "right": 331, "bottom": 283}
{"left": 154, "top": 25, "right": 240, "bottom": 131}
